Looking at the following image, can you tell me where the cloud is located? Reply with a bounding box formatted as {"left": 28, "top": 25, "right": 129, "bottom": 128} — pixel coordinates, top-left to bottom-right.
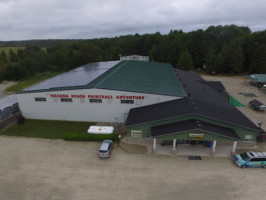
{"left": 0, "top": 0, "right": 266, "bottom": 40}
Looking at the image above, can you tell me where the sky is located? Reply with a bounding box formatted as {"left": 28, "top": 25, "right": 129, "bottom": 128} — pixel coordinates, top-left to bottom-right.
{"left": 0, "top": 0, "right": 266, "bottom": 41}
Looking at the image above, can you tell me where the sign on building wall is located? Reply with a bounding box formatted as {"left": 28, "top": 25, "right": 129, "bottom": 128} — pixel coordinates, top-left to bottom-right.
{"left": 131, "top": 130, "right": 143, "bottom": 137}
{"left": 188, "top": 133, "right": 204, "bottom": 139}
{"left": 50, "top": 94, "right": 145, "bottom": 100}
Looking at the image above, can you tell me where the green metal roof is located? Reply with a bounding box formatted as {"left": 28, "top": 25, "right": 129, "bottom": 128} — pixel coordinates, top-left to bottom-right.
{"left": 18, "top": 60, "right": 186, "bottom": 97}
{"left": 246, "top": 74, "right": 266, "bottom": 82}
{"left": 89, "top": 60, "right": 186, "bottom": 97}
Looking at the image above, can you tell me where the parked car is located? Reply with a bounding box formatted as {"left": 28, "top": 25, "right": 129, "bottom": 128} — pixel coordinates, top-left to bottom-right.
{"left": 98, "top": 140, "right": 113, "bottom": 158}
{"left": 234, "top": 152, "right": 266, "bottom": 168}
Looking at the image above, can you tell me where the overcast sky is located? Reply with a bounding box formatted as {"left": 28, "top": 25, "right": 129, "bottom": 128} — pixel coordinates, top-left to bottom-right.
{"left": 0, "top": 0, "right": 266, "bottom": 41}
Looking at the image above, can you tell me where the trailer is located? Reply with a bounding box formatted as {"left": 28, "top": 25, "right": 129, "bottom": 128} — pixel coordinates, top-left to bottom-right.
{"left": 249, "top": 99, "right": 266, "bottom": 111}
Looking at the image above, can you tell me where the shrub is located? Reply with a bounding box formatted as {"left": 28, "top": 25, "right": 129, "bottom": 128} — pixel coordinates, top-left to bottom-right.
{"left": 63, "top": 132, "right": 119, "bottom": 142}
{"left": 17, "top": 115, "right": 26, "bottom": 125}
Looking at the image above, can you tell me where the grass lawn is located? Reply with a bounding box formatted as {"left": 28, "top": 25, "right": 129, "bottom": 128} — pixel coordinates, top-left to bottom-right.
{"left": 5, "top": 71, "right": 63, "bottom": 93}
{"left": 228, "top": 94, "right": 245, "bottom": 107}
{"left": 1, "top": 119, "right": 94, "bottom": 139}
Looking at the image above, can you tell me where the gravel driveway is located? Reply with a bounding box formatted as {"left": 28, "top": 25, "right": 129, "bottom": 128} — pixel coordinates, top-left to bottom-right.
{"left": 0, "top": 136, "right": 265, "bottom": 200}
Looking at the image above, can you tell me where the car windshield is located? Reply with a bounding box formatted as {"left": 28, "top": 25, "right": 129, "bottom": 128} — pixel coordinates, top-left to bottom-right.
{"left": 240, "top": 153, "right": 250, "bottom": 161}
{"left": 99, "top": 150, "right": 107, "bottom": 153}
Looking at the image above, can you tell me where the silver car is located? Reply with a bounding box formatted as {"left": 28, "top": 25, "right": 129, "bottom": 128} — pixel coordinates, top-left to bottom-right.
{"left": 98, "top": 140, "right": 113, "bottom": 158}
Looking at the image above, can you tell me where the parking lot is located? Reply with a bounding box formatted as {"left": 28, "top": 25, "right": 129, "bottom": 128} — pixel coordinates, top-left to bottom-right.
{"left": 202, "top": 75, "right": 266, "bottom": 130}
{"left": 0, "top": 136, "right": 266, "bottom": 200}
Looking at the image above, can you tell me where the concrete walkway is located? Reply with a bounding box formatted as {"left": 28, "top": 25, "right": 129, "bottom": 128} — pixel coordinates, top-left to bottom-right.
{"left": 124, "top": 137, "right": 235, "bottom": 157}
{"left": 153, "top": 144, "right": 233, "bottom": 157}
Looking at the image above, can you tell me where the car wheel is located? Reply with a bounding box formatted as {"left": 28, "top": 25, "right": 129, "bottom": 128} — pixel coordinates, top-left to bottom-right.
{"left": 241, "top": 164, "right": 246, "bottom": 168}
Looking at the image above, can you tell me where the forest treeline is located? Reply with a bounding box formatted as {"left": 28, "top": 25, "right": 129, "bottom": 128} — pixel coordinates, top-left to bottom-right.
{"left": 0, "top": 24, "right": 266, "bottom": 80}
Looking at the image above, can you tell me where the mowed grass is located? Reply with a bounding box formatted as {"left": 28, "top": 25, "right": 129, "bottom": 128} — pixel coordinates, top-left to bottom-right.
{"left": 1, "top": 119, "right": 94, "bottom": 139}
{"left": 5, "top": 71, "right": 63, "bottom": 93}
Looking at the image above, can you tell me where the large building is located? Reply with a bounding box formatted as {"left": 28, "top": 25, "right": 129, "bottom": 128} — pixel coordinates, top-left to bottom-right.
{"left": 17, "top": 60, "right": 185, "bottom": 123}
{"left": 17, "top": 60, "right": 261, "bottom": 152}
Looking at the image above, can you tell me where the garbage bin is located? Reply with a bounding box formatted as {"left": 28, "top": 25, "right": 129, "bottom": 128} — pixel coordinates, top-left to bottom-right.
{"left": 207, "top": 141, "right": 212, "bottom": 148}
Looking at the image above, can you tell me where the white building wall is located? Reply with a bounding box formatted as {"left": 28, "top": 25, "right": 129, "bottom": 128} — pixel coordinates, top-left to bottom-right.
{"left": 17, "top": 88, "right": 181, "bottom": 123}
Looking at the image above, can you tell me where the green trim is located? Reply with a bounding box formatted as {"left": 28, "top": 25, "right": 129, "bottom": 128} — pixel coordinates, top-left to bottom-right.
{"left": 155, "top": 128, "right": 240, "bottom": 141}
{"left": 127, "top": 114, "right": 260, "bottom": 141}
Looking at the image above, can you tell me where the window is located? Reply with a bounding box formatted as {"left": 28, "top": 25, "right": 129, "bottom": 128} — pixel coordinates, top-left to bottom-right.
{"left": 136, "top": 100, "right": 142, "bottom": 105}
{"left": 89, "top": 99, "right": 102, "bottom": 103}
{"left": 35, "top": 97, "right": 46, "bottom": 102}
{"left": 244, "top": 135, "right": 253, "bottom": 142}
{"left": 250, "top": 158, "right": 260, "bottom": 162}
{"left": 60, "top": 98, "right": 72, "bottom": 103}
{"left": 121, "top": 100, "right": 134, "bottom": 104}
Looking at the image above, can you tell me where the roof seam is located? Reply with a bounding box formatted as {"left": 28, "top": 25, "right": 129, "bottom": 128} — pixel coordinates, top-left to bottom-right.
{"left": 93, "top": 60, "right": 127, "bottom": 88}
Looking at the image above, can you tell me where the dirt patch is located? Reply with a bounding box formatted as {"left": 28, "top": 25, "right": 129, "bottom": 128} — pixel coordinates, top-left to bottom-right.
{"left": 119, "top": 139, "right": 147, "bottom": 154}
{"left": 0, "top": 81, "right": 17, "bottom": 98}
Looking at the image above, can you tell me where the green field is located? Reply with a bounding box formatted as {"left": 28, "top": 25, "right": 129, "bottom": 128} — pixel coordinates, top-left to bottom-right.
{"left": 0, "top": 46, "right": 46, "bottom": 55}
{"left": 1, "top": 119, "right": 94, "bottom": 139}
{"left": 5, "top": 71, "right": 62, "bottom": 93}
{"left": 0, "top": 46, "right": 25, "bottom": 54}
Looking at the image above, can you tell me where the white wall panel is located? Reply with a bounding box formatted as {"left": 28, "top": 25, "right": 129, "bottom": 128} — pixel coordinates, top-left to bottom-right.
{"left": 17, "top": 89, "right": 181, "bottom": 123}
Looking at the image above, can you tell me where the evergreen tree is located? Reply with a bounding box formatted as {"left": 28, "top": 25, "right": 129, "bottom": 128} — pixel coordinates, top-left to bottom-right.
{"left": 221, "top": 42, "right": 245, "bottom": 74}
{"left": 205, "top": 48, "right": 224, "bottom": 73}
{"left": 250, "top": 45, "right": 266, "bottom": 73}
{"left": 177, "top": 50, "right": 194, "bottom": 70}
{"left": 0, "top": 51, "right": 9, "bottom": 80}
{"left": 9, "top": 49, "right": 17, "bottom": 63}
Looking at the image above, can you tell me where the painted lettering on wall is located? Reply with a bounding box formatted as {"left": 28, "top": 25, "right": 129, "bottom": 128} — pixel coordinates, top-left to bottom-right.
{"left": 50, "top": 94, "right": 69, "bottom": 98}
{"left": 50, "top": 94, "right": 145, "bottom": 100}
{"left": 116, "top": 96, "right": 144, "bottom": 100}
{"left": 88, "top": 95, "right": 113, "bottom": 99}
{"left": 71, "top": 94, "right": 85, "bottom": 98}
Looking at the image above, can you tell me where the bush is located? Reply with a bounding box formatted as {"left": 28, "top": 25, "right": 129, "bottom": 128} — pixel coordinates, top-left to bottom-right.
{"left": 17, "top": 115, "right": 26, "bottom": 125}
{"left": 63, "top": 132, "right": 119, "bottom": 142}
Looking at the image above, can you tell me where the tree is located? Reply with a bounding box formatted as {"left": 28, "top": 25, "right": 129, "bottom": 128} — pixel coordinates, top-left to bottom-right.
{"left": 9, "top": 49, "right": 17, "bottom": 63}
{"left": 177, "top": 50, "right": 194, "bottom": 70}
{"left": 0, "top": 51, "right": 9, "bottom": 80}
{"left": 221, "top": 42, "right": 245, "bottom": 74}
{"left": 249, "top": 45, "right": 266, "bottom": 73}
{"left": 205, "top": 48, "right": 224, "bottom": 73}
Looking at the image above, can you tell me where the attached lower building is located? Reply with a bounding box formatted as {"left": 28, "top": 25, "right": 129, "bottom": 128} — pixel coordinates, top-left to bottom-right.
{"left": 125, "top": 68, "right": 262, "bottom": 152}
